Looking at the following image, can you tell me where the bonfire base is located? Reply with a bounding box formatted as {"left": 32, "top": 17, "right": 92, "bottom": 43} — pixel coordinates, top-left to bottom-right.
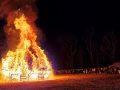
{"left": 9, "top": 73, "right": 45, "bottom": 81}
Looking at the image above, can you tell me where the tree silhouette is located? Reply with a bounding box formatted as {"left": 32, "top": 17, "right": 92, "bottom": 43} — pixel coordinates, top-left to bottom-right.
{"left": 83, "top": 30, "right": 94, "bottom": 67}
{"left": 77, "top": 47, "right": 83, "bottom": 68}
{"left": 100, "top": 31, "right": 118, "bottom": 63}
{"left": 58, "top": 35, "right": 77, "bottom": 69}
{"left": 92, "top": 42, "right": 100, "bottom": 67}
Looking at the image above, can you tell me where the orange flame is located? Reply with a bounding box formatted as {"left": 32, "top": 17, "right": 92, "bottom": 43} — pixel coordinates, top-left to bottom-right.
{"left": 1, "top": 10, "right": 53, "bottom": 81}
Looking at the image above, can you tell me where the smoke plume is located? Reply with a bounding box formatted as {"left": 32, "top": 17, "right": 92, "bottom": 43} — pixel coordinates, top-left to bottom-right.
{"left": 0, "top": 0, "right": 38, "bottom": 21}
{"left": 0, "top": 0, "right": 45, "bottom": 51}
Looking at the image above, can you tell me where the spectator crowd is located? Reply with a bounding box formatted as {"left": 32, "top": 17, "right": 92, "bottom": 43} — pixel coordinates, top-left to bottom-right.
{"left": 54, "top": 66, "right": 120, "bottom": 75}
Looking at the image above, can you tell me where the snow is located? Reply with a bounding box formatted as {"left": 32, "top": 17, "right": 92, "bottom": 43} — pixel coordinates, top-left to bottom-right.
{"left": 0, "top": 74, "right": 120, "bottom": 90}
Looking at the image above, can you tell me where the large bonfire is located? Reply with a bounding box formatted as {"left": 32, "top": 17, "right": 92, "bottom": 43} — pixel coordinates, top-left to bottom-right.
{"left": 1, "top": 9, "right": 53, "bottom": 81}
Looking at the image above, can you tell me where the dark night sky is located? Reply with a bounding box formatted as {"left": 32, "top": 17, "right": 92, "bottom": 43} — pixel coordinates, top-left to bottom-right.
{"left": 35, "top": 0, "right": 120, "bottom": 44}
{"left": 36, "top": 0, "right": 120, "bottom": 34}
{"left": 0, "top": 0, "right": 120, "bottom": 70}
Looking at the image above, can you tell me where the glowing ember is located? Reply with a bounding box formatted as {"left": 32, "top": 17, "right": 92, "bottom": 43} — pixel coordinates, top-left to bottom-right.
{"left": 1, "top": 9, "right": 53, "bottom": 81}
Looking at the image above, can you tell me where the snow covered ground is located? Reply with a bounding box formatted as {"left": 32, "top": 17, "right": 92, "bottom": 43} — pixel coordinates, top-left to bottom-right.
{"left": 0, "top": 74, "right": 120, "bottom": 90}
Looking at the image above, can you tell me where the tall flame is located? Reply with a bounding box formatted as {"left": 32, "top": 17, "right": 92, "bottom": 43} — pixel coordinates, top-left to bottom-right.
{"left": 1, "top": 10, "right": 53, "bottom": 81}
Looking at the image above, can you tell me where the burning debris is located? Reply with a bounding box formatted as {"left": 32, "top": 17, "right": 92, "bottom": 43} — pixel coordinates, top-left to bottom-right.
{"left": 0, "top": 0, "right": 53, "bottom": 81}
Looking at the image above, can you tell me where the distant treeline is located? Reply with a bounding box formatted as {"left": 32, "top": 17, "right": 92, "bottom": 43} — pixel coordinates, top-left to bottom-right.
{"left": 56, "top": 30, "right": 120, "bottom": 69}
